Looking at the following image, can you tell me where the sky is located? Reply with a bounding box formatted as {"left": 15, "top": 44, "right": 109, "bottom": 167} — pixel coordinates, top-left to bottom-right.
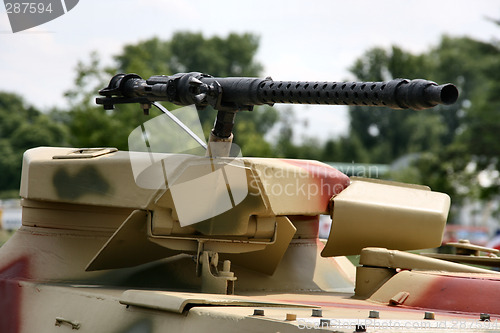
{"left": 1, "top": 0, "right": 499, "bottom": 143}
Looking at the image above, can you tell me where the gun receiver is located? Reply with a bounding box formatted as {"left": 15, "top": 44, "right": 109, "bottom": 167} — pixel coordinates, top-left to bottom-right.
{"left": 97, "top": 72, "right": 458, "bottom": 140}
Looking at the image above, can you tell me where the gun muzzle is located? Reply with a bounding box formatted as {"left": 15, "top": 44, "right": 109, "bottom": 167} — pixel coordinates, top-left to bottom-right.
{"left": 422, "top": 82, "right": 458, "bottom": 105}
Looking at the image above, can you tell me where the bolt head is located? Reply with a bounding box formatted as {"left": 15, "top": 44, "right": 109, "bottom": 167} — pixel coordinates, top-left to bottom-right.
{"left": 355, "top": 324, "right": 367, "bottom": 332}
{"left": 312, "top": 309, "right": 323, "bottom": 317}
{"left": 319, "top": 319, "right": 330, "bottom": 327}
{"left": 480, "top": 313, "right": 491, "bottom": 321}
{"left": 424, "top": 312, "right": 435, "bottom": 320}
{"left": 253, "top": 309, "right": 264, "bottom": 316}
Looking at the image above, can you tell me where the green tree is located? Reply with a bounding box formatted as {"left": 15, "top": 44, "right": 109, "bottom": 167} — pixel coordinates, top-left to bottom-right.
{"left": 0, "top": 92, "right": 68, "bottom": 195}
{"left": 347, "top": 45, "right": 458, "bottom": 164}
{"left": 65, "top": 32, "right": 277, "bottom": 156}
{"left": 443, "top": 37, "right": 500, "bottom": 200}
{"left": 344, "top": 34, "right": 500, "bottom": 204}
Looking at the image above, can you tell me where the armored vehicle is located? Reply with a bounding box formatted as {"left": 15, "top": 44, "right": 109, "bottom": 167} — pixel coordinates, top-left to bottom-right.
{"left": 2, "top": 72, "right": 499, "bottom": 332}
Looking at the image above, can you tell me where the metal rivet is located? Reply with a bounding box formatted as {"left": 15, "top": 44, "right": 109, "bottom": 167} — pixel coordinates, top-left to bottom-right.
{"left": 480, "top": 313, "right": 490, "bottom": 321}
{"left": 355, "top": 324, "right": 367, "bottom": 332}
{"left": 253, "top": 309, "right": 264, "bottom": 316}
{"left": 424, "top": 312, "right": 435, "bottom": 320}
{"left": 369, "top": 310, "right": 380, "bottom": 318}
{"left": 286, "top": 313, "right": 297, "bottom": 321}
{"left": 312, "top": 309, "right": 323, "bottom": 317}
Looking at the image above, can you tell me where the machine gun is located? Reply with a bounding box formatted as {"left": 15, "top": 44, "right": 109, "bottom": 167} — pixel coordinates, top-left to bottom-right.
{"left": 96, "top": 72, "right": 458, "bottom": 150}
{"left": 90, "top": 72, "right": 459, "bottom": 294}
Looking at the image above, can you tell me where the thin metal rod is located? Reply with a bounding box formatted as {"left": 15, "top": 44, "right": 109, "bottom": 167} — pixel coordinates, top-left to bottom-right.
{"left": 152, "top": 102, "right": 208, "bottom": 150}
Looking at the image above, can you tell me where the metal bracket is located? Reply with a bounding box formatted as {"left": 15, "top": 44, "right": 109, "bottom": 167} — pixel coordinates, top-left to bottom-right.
{"left": 200, "top": 251, "right": 237, "bottom": 295}
{"left": 52, "top": 147, "right": 117, "bottom": 159}
{"left": 421, "top": 239, "right": 500, "bottom": 268}
{"left": 447, "top": 239, "right": 499, "bottom": 256}
{"left": 55, "top": 317, "right": 81, "bottom": 330}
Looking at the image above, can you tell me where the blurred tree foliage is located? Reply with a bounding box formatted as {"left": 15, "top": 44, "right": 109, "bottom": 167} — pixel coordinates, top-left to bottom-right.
{"left": 343, "top": 35, "right": 500, "bottom": 205}
{"left": 1, "top": 30, "right": 499, "bottom": 209}
{"left": 0, "top": 32, "right": 278, "bottom": 195}
{"left": 0, "top": 93, "right": 68, "bottom": 196}
{"left": 63, "top": 32, "right": 277, "bottom": 157}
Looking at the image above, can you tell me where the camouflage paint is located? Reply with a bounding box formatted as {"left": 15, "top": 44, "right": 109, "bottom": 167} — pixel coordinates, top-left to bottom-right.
{"left": 119, "top": 318, "right": 153, "bottom": 333}
{"left": 281, "top": 159, "right": 350, "bottom": 211}
{"left": 406, "top": 274, "right": 500, "bottom": 315}
{"left": 53, "top": 166, "right": 112, "bottom": 200}
{"left": 0, "top": 256, "right": 29, "bottom": 333}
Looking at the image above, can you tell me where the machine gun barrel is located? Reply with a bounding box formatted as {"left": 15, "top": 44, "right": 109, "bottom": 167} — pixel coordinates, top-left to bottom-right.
{"left": 97, "top": 72, "right": 458, "bottom": 112}
{"left": 253, "top": 78, "right": 458, "bottom": 110}
{"left": 97, "top": 72, "right": 458, "bottom": 143}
